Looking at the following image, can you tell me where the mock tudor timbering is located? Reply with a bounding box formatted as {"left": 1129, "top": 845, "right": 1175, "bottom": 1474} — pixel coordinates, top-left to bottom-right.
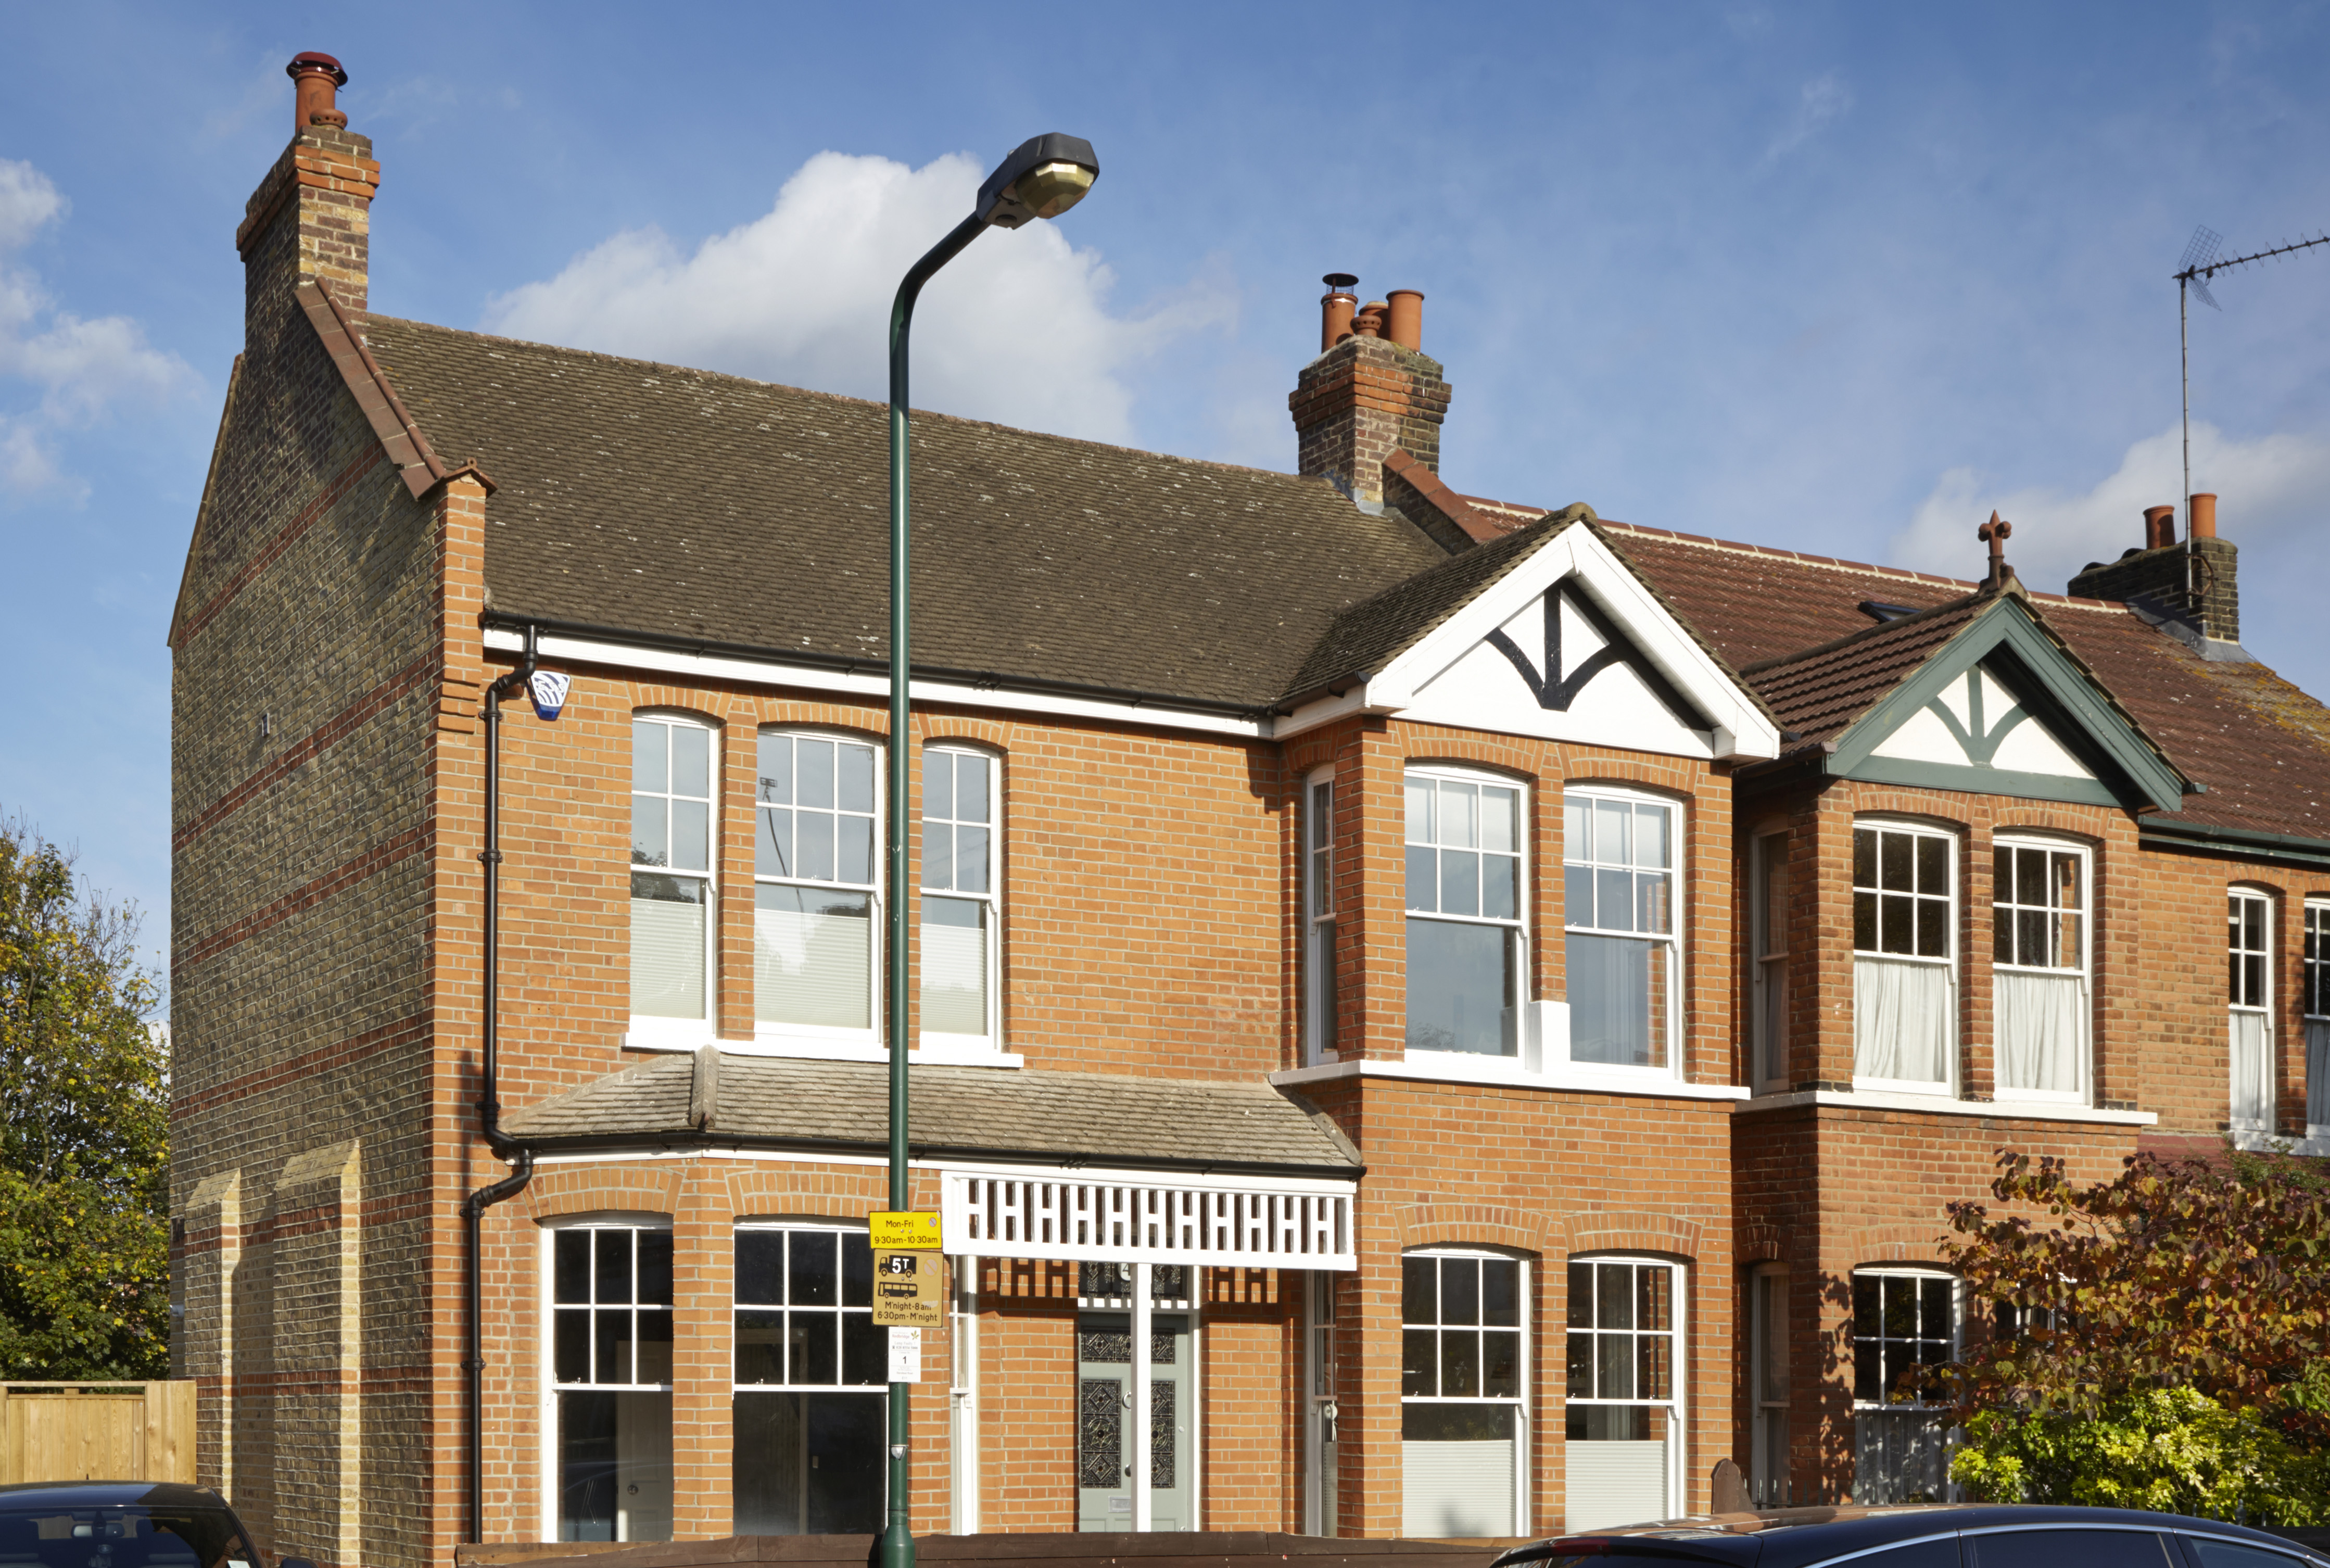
{"left": 170, "top": 50, "right": 2330, "bottom": 1568}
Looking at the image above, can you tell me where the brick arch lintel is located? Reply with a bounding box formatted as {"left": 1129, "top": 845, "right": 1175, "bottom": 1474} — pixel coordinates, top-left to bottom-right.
{"left": 1391, "top": 1203, "right": 1548, "bottom": 1256}
{"left": 1556, "top": 1209, "right": 1704, "bottom": 1261}
{"left": 520, "top": 1162, "right": 682, "bottom": 1222}
{"left": 1736, "top": 1222, "right": 1790, "bottom": 1266}
{"left": 1852, "top": 1224, "right": 1954, "bottom": 1268}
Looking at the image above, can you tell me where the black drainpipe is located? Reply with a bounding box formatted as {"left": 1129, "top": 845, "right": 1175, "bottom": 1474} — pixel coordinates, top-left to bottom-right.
{"left": 462, "top": 624, "right": 542, "bottom": 1545}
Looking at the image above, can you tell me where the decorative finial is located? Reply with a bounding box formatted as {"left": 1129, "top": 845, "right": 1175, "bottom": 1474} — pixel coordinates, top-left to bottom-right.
{"left": 1978, "top": 511, "right": 2016, "bottom": 592}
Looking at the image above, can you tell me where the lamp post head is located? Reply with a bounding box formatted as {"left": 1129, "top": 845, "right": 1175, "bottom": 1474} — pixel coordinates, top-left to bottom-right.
{"left": 974, "top": 133, "right": 1099, "bottom": 229}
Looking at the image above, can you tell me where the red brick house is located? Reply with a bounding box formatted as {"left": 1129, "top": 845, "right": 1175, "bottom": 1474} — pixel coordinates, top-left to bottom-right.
{"left": 169, "top": 56, "right": 2330, "bottom": 1568}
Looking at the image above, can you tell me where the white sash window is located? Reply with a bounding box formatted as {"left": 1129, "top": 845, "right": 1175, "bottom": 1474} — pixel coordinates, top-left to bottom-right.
{"left": 1564, "top": 1257, "right": 1681, "bottom": 1531}
{"left": 2231, "top": 890, "right": 2274, "bottom": 1130}
{"left": 1562, "top": 790, "right": 1680, "bottom": 1073}
{"left": 1852, "top": 823, "right": 1956, "bottom": 1093}
{"left": 1750, "top": 832, "right": 1791, "bottom": 1091}
{"left": 2308, "top": 902, "right": 2330, "bottom": 1133}
{"left": 1405, "top": 768, "right": 1527, "bottom": 1057}
{"left": 921, "top": 746, "right": 1000, "bottom": 1050}
{"left": 545, "top": 1222, "right": 675, "bottom": 1542}
{"left": 1305, "top": 770, "right": 1339, "bottom": 1065}
{"left": 754, "top": 731, "right": 880, "bottom": 1040}
{"left": 1850, "top": 1268, "right": 1958, "bottom": 1504}
{"left": 1403, "top": 1249, "right": 1528, "bottom": 1538}
{"left": 630, "top": 715, "right": 717, "bottom": 1041}
{"left": 1991, "top": 839, "right": 2090, "bottom": 1102}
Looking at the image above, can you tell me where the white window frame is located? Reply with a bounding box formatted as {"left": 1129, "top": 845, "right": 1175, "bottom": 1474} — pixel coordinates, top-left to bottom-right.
{"left": 1848, "top": 1267, "right": 1958, "bottom": 1412}
{"left": 1749, "top": 829, "right": 1791, "bottom": 1093}
{"left": 627, "top": 713, "right": 719, "bottom": 1049}
{"left": 1851, "top": 818, "right": 1959, "bottom": 1097}
{"left": 1400, "top": 1245, "right": 1531, "bottom": 1539}
{"left": 1989, "top": 834, "right": 2092, "bottom": 1105}
{"left": 1304, "top": 767, "right": 1338, "bottom": 1066}
{"left": 538, "top": 1216, "right": 677, "bottom": 1544}
{"left": 919, "top": 743, "right": 1005, "bottom": 1060}
{"left": 1562, "top": 1253, "right": 1686, "bottom": 1527}
{"left": 2231, "top": 887, "right": 2275, "bottom": 1131}
{"left": 2307, "top": 900, "right": 2330, "bottom": 1137}
{"left": 1560, "top": 785, "right": 1684, "bottom": 1084}
{"left": 749, "top": 727, "right": 884, "bottom": 1056}
{"left": 1403, "top": 765, "right": 1531, "bottom": 1063}
{"left": 1748, "top": 1264, "right": 1789, "bottom": 1508}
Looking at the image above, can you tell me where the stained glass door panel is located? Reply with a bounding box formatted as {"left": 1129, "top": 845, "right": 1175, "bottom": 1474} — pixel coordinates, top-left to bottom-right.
{"left": 1075, "top": 1313, "right": 1191, "bottom": 1531}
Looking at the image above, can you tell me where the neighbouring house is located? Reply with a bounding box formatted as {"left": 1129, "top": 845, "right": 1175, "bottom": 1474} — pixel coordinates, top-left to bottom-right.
{"left": 168, "top": 52, "right": 2330, "bottom": 1568}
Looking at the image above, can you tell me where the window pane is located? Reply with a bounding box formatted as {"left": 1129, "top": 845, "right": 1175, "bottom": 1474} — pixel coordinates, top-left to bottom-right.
{"left": 1853, "top": 1274, "right": 1880, "bottom": 1335}
{"left": 1881, "top": 895, "right": 1912, "bottom": 955}
{"left": 1917, "top": 834, "right": 1947, "bottom": 895}
{"left": 843, "top": 1234, "right": 873, "bottom": 1308}
{"left": 1482, "top": 854, "right": 1517, "bottom": 920}
{"left": 1854, "top": 827, "right": 1877, "bottom": 889}
{"left": 1591, "top": 867, "right": 1630, "bottom": 931}
{"left": 1881, "top": 1279, "right": 1915, "bottom": 1338}
{"left": 1441, "top": 1259, "right": 1480, "bottom": 1325}
{"left": 637, "top": 1310, "right": 673, "bottom": 1384}
{"left": 1568, "top": 932, "right": 1655, "bottom": 1067}
{"left": 788, "top": 1312, "right": 837, "bottom": 1385}
{"left": 921, "top": 896, "right": 988, "bottom": 1035}
{"left": 1401, "top": 1329, "right": 1436, "bottom": 1396}
{"left": 797, "top": 739, "right": 834, "bottom": 808}
{"left": 1994, "top": 905, "right": 2013, "bottom": 965}
{"left": 2017, "top": 909, "right": 2045, "bottom": 967}
{"left": 595, "top": 1307, "right": 626, "bottom": 1384}
{"left": 1407, "top": 779, "right": 1435, "bottom": 844}
{"left": 754, "top": 886, "right": 872, "bottom": 1029}
{"left": 634, "top": 721, "right": 667, "bottom": 793}
{"left": 1403, "top": 1256, "right": 1437, "bottom": 1324}
{"left": 670, "top": 726, "right": 710, "bottom": 798}
{"left": 1855, "top": 890, "right": 1877, "bottom": 951}
{"left": 556, "top": 1231, "right": 591, "bottom": 1305}
{"left": 555, "top": 1309, "right": 589, "bottom": 1383}
{"left": 1637, "top": 1266, "right": 1670, "bottom": 1331}
{"left": 1406, "top": 919, "right": 1515, "bottom": 1056}
{"left": 1567, "top": 1332, "right": 1592, "bottom": 1397}
{"left": 1483, "top": 1331, "right": 1519, "bottom": 1397}
{"left": 671, "top": 800, "right": 708, "bottom": 872}
{"left": 1441, "top": 1330, "right": 1480, "bottom": 1397}
{"left": 838, "top": 814, "right": 874, "bottom": 886}
{"left": 735, "top": 1310, "right": 783, "bottom": 1384}
{"left": 1637, "top": 871, "right": 1670, "bottom": 934}
{"left": 757, "top": 807, "right": 794, "bottom": 878}
{"left": 2245, "top": 897, "right": 2266, "bottom": 950}
{"left": 597, "top": 1230, "right": 632, "bottom": 1305}
{"left": 1442, "top": 850, "right": 1480, "bottom": 917}
{"left": 790, "top": 1232, "right": 838, "bottom": 1307}
{"left": 1566, "top": 864, "right": 1593, "bottom": 925}
{"left": 925, "top": 751, "right": 954, "bottom": 821}
{"left": 738, "top": 1233, "right": 784, "bottom": 1305}
{"left": 1443, "top": 781, "right": 1478, "bottom": 848}
{"left": 1638, "top": 1333, "right": 1671, "bottom": 1400}
{"left": 759, "top": 738, "right": 792, "bottom": 804}
{"left": 798, "top": 811, "right": 834, "bottom": 882}
{"left": 1595, "top": 799, "right": 1630, "bottom": 865}
{"left": 638, "top": 1232, "right": 673, "bottom": 1306}
{"left": 1920, "top": 1278, "right": 1952, "bottom": 1338}
{"left": 1480, "top": 787, "right": 1516, "bottom": 854}
{"left": 1880, "top": 832, "right": 1912, "bottom": 892}
{"left": 1564, "top": 796, "right": 1589, "bottom": 858}
{"left": 837, "top": 743, "right": 873, "bottom": 813}
{"left": 1482, "top": 1260, "right": 1518, "bottom": 1326}
{"left": 1567, "top": 1261, "right": 1592, "bottom": 1328}
{"left": 958, "top": 753, "right": 990, "bottom": 824}
{"left": 2017, "top": 847, "right": 2045, "bottom": 906}
{"left": 1993, "top": 846, "right": 2012, "bottom": 901}
{"left": 1407, "top": 846, "right": 1438, "bottom": 913}
{"left": 922, "top": 822, "right": 954, "bottom": 891}
{"left": 2054, "top": 855, "right": 2081, "bottom": 912}
{"left": 631, "top": 795, "right": 667, "bottom": 867}
{"left": 1597, "top": 1331, "right": 1633, "bottom": 1399}
{"left": 1635, "top": 803, "right": 1668, "bottom": 869}
{"left": 842, "top": 1311, "right": 884, "bottom": 1386}
{"left": 631, "top": 880, "right": 706, "bottom": 1019}
{"left": 955, "top": 825, "right": 989, "bottom": 894}
{"left": 1598, "top": 1264, "right": 1633, "bottom": 1330}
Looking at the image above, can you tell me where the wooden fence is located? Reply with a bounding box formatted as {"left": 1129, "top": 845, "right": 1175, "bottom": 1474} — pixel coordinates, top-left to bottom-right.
{"left": 0, "top": 1382, "right": 196, "bottom": 1486}
{"left": 455, "top": 1534, "right": 1513, "bottom": 1568}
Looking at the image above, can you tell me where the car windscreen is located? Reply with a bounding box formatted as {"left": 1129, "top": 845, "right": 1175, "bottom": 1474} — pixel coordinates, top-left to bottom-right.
{"left": 0, "top": 1504, "right": 258, "bottom": 1568}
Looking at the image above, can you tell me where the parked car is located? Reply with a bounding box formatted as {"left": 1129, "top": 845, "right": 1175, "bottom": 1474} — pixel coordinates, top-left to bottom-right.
{"left": 1491, "top": 1504, "right": 2330, "bottom": 1568}
{"left": 0, "top": 1483, "right": 308, "bottom": 1568}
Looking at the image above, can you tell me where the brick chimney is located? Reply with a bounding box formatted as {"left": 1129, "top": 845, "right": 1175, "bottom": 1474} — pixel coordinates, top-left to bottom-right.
{"left": 235, "top": 53, "right": 379, "bottom": 355}
{"left": 2067, "top": 494, "right": 2240, "bottom": 644}
{"left": 1288, "top": 274, "right": 1452, "bottom": 509}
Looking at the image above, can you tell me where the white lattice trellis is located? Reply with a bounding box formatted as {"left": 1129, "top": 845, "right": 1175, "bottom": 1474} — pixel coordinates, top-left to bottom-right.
{"left": 941, "top": 1169, "right": 1356, "bottom": 1270}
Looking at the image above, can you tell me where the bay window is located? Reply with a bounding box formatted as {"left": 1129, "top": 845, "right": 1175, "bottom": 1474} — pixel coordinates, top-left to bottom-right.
{"left": 754, "top": 731, "right": 879, "bottom": 1038}
{"left": 732, "top": 1223, "right": 884, "bottom": 1534}
{"left": 1565, "top": 1257, "right": 1681, "bottom": 1531}
{"left": 1401, "top": 1249, "right": 1526, "bottom": 1537}
{"left": 1405, "top": 769, "right": 1525, "bottom": 1057}
{"left": 1852, "top": 823, "right": 1956, "bottom": 1093}
{"left": 1562, "top": 789, "right": 1679, "bottom": 1071}
{"left": 2231, "top": 889, "right": 2273, "bottom": 1130}
{"left": 549, "top": 1222, "right": 674, "bottom": 1541}
{"left": 1991, "top": 839, "right": 2089, "bottom": 1101}
{"left": 921, "top": 747, "right": 998, "bottom": 1044}
{"left": 2308, "top": 902, "right": 2329, "bottom": 1131}
{"left": 1305, "top": 771, "right": 1337, "bottom": 1064}
{"left": 631, "top": 715, "right": 715, "bottom": 1033}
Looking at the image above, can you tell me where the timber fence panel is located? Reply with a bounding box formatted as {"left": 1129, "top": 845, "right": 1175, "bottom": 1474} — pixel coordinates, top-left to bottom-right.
{"left": 1, "top": 1382, "right": 197, "bottom": 1485}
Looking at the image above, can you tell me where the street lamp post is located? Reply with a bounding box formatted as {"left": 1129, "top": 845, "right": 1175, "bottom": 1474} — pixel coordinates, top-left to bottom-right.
{"left": 881, "top": 132, "right": 1097, "bottom": 1568}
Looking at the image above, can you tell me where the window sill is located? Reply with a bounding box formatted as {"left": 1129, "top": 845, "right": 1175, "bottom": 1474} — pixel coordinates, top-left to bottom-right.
{"left": 2231, "top": 1127, "right": 2330, "bottom": 1155}
{"left": 1740, "top": 1088, "right": 2157, "bottom": 1125}
{"left": 625, "top": 1032, "right": 1022, "bottom": 1069}
{"left": 1269, "top": 1054, "right": 1748, "bottom": 1101}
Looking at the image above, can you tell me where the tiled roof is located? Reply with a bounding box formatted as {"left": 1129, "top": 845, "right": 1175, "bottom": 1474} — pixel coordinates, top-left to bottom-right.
{"left": 361, "top": 318, "right": 1448, "bottom": 713}
{"left": 1741, "top": 595, "right": 1990, "bottom": 749}
{"left": 500, "top": 1051, "right": 1364, "bottom": 1174}
{"left": 1590, "top": 525, "right": 2330, "bottom": 841}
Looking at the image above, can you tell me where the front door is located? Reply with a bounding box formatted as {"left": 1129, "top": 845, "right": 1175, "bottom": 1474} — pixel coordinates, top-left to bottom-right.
{"left": 1077, "top": 1313, "right": 1191, "bottom": 1531}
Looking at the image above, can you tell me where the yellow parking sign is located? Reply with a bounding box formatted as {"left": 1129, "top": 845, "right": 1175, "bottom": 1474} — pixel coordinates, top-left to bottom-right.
{"left": 871, "top": 1249, "right": 944, "bottom": 1327}
{"left": 869, "top": 1210, "right": 941, "bottom": 1249}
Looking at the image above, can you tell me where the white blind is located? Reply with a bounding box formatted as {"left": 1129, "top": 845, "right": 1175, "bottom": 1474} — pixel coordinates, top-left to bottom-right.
{"left": 1854, "top": 956, "right": 1952, "bottom": 1085}
{"left": 754, "top": 906, "right": 871, "bottom": 1028}
{"left": 2231, "top": 1010, "right": 2272, "bottom": 1127}
{"left": 1403, "top": 1437, "right": 1514, "bottom": 1537}
{"left": 630, "top": 897, "right": 704, "bottom": 1019}
{"left": 1995, "top": 970, "right": 2085, "bottom": 1095}
{"left": 2310, "top": 1019, "right": 2330, "bottom": 1129}
{"left": 921, "top": 917, "right": 986, "bottom": 1035}
{"left": 1564, "top": 1438, "right": 1666, "bottom": 1532}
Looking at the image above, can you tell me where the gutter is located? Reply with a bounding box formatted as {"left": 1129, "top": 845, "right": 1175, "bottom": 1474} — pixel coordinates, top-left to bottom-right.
{"left": 2141, "top": 816, "right": 2330, "bottom": 870}
{"left": 502, "top": 1128, "right": 1363, "bottom": 1181}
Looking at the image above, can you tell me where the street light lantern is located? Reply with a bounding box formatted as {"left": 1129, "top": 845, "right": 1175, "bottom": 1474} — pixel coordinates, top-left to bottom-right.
{"left": 973, "top": 132, "right": 1099, "bottom": 228}
{"left": 878, "top": 131, "right": 1095, "bottom": 1568}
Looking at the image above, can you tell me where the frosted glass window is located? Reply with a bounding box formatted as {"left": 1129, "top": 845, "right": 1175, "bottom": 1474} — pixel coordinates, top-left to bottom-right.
{"left": 922, "top": 749, "right": 998, "bottom": 1040}
{"left": 631, "top": 716, "right": 715, "bottom": 1022}
{"left": 756, "top": 732, "right": 878, "bottom": 1032}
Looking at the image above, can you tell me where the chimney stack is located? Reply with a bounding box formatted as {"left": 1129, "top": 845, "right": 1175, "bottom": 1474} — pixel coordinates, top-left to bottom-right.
{"left": 236, "top": 51, "right": 379, "bottom": 353}
{"left": 1289, "top": 272, "right": 1451, "bottom": 509}
{"left": 2068, "top": 494, "right": 2240, "bottom": 644}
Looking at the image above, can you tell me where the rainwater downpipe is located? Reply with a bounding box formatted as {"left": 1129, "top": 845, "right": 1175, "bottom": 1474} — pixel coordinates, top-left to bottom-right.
{"left": 462, "top": 624, "right": 543, "bottom": 1545}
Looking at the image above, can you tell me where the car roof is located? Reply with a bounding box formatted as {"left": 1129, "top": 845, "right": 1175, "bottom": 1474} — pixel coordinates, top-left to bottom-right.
{"left": 0, "top": 1483, "right": 227, "bottom": 1511}
{"left": 1492, "top": 1503, "right": 2327, "bottom": 1568}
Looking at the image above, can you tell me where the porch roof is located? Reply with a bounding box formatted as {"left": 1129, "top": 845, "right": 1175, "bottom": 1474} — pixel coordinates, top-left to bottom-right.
{"left": 500, "top": 1048, "right": 1363, "bottom": 1178}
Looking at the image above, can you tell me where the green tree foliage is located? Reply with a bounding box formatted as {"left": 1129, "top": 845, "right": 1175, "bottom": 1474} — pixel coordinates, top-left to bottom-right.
{"left": 1938, "top": 1149, "right": 2330, "bottom": 1522}
{"left": 0, "top": 818, "right": 168, "bottom": 1379}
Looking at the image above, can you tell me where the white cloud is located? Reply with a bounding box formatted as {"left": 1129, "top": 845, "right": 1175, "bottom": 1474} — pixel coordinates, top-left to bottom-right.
{"left": 1762, "top": 73, "right": 1853, "bottom": 168}
{"left": 0, "top": 158, "right": 195, "bottom": 500}
{"left": 1890, "top": 421, "right": 2330, "bottom": 592}
{"left": 483, "top": 150, "right": 1235, "bottom": 446}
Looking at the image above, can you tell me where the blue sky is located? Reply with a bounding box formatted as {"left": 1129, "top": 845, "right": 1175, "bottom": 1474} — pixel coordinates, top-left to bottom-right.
{"left": 4, "top": 2, "right": 2327, "bottom": 966}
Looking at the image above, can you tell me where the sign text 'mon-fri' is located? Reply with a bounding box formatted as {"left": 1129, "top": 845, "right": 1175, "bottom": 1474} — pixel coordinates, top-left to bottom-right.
{"left": 868, "top": 1210, "right": 941, "bottom": 1249}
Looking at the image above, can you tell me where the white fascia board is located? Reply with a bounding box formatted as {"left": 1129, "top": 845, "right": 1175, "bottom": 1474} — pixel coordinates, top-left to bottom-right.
{"left": 925, "top": 1158, "right": 1359, "bottom": 1194}
{"left": 483, "top": 627, "right": 1267, "bottom": 741}
{"left": 1269, "top": 681, "right": 1395, "bottom": 743}
{"left": 1365, "top": 528, "right": 1782, "bottom": 761}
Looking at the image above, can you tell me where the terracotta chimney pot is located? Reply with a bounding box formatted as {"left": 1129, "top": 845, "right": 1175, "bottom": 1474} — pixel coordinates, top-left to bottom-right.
{"left": 1352, "top": 301, "right": 1387, "bottom": 338}
{"left": 2188, "top": 492, "right": 2218, "bottom": 539}
{"left": 288, "top": 52, "right": 349, "bottom": 132}
{"left": 2143, "top": 505, "right": 2176, "bottom": 551}
{"left": 1320, "top": 274, "right": 1358, "bottom": 351}
{"left": 1385, "top": 289, "right": 1424, "bottom": 351}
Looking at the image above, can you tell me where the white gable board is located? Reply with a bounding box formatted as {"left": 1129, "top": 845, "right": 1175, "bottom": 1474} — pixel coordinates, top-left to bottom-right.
{"left": 1868, "top": 665, "right": 2095, "bottom": 780}
{"left": 1349, "top": 525, "right": 1780, "bottom": 763}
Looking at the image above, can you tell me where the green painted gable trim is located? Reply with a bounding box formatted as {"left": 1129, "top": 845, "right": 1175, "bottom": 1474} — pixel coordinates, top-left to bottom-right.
{"left": 1827, "top": 596, "right": 2187, "bottom": 813}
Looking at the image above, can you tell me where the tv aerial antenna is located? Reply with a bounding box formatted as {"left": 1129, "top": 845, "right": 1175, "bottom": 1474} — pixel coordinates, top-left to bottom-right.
{"left": 2172, "top": 224, "right": 2330, "bottom": 545}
